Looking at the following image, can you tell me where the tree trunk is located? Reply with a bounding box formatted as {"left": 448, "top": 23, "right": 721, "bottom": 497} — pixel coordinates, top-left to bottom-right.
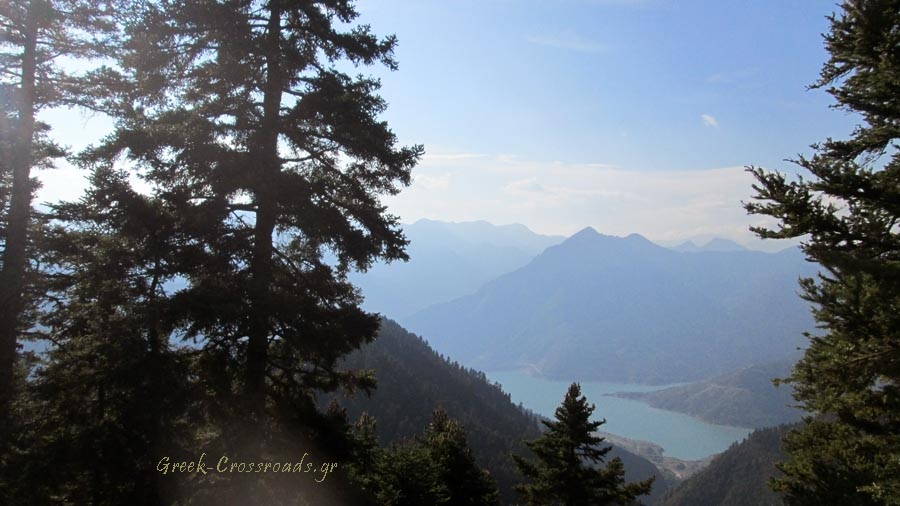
{"left": 0, "top": 0, "right": 38, "bottom": 435}
{"left": 245, "top": 0, "right": 283, "bottom": 424}
{"left": 145, "top": 266, "right": 164, "bottom": 505}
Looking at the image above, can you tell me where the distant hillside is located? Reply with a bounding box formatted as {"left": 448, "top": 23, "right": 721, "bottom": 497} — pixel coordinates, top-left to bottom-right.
{"left": 671, "top": 240, "right": 703, "bottom": 252}
{"left": 405, "top": 227, "right": 817, "bottom": 383}
{"left": 349, "top": 219, "right": 563, "bottom": 318}
{"left": 611, "top": 360, "right": 804, "bottom": 428}
{"left": 702, "top": 238, "right": 748, "bottom": 252}
{"left": 337, "top": 319, "right": 670, "bottom": 504}
{"left": 658, "top": 425, "right": 791, "bottom": 506}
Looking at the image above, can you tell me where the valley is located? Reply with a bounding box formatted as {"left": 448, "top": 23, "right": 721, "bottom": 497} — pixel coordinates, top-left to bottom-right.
{"left": 7, "top": 2, "right": 892, "bottom": 504}
{"left": 344, "top": 220, "right": 811, "bottom": 504}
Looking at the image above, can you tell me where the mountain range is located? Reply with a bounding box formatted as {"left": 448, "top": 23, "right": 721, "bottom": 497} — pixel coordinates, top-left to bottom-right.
{"left": 349, "top": 219, "right": 564, "bottom": 318}
{"left": 671, "top": 238, "right": 749, "bottom": 253}
{"left": 404, "top": 227, "right": 817, "bottom": 383}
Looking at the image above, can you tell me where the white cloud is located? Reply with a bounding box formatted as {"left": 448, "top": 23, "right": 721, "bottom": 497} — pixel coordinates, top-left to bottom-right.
{"left": 422, "top": 151, "right": 486, "bottom": 162}
{"left": 526, "top": 31, "right": 606, "bottom": 53}
{"left": 503, "top": 177, "right": 641, "bottom": 207}
{"left": 504, "top": 177, "right": 548, "bottom": 195}
{"left": 412, "top": 172, "right": 452, "bottom": 190}
{"left": 386, "top": 150, "right": 788, "bottom": 250}
{"left": 36, "top": 137, "right": 787, "bottom": 252}
{"left": 701, "top": 114, "right": 719, "bottom": 127}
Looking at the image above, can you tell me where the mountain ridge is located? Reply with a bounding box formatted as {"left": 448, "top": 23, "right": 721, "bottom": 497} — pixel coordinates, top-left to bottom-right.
{"left": 671, "top": 237, "right": 749, "bottom": 253}
{"left": 404, "top": 231, "right": 816, "bottom": 384}
{"left": 349, "top": 220, "right": 564, "bottom": 318}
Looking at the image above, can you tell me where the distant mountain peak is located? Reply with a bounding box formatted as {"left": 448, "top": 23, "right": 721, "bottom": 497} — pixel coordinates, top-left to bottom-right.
{"left": 564, "top": 228, "right": 660, "bottom": 246}
{"left": 352, "top": 219, "right": 565, "bottom": 317}
{"left": 405, "top": 225, "right": 816, "bottom": 385}
{"left": 671, "top": 237, "right": 748, "bottom": 253}
{"left": 408, "top": 218, "right": 542, "bottom": 236}
{"left": 672, "top": 240, "right": 701, "bottom": 252}
{"left": 702, "top": 237, "right": 747, "bottom": 252}
{"left": 625, "top": 232, "right": 652, "bottom": 244}
{"left": 571, "top": 226, "right": 601, "bottom": 238}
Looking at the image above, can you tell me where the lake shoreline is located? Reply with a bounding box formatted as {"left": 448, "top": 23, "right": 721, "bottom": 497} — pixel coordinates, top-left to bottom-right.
{"left": 487, "top": 369, "right": 753, "bottom": 460}
{"left": 598, "top": 431, "right": 717, "bottom": 481}
{"left": 603, "top": 391, "right": 757, "bottom": 430}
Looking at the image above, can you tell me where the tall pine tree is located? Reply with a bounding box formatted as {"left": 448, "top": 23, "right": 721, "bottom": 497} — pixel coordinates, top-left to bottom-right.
{"left": 79, "top": 0, "right": 422, "bottom": 501}
{"left": 514, "top": 383, "right": 653, "bottom": 506}
{"left": 0, "top": 0, "right": 117, "bottom": 440}
{"left": 745, "top": 0, "right": 900, "bottom": 503}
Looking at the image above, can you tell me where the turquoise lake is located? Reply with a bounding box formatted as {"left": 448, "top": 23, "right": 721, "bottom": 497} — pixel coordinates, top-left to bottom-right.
{"left": 486, "top": 370, "right": 753, "bottom": 460}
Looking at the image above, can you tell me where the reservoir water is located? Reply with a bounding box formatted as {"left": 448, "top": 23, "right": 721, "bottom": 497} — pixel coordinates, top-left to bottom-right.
{"left": 487, "top": 369, "right": 752, "bottom": 460}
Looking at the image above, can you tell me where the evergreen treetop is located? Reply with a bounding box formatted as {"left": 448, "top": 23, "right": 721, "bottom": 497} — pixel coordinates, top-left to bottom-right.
{"left": 514, "top": 383, "right": 653, "bottom": 506}
{"left": 745, "top": 0, "right": 900, "bottom": 503}
{"left": 348, "top": 408, "right": 500, "bottom": 506}
{"left": 82, "top": 0, "right": 423, "bottom": 440}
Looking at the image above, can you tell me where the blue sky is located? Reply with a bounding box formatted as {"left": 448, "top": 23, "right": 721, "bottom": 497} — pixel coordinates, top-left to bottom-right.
{"left": 357, "top": 0, "right": 852, "bottom": 171}
{"left": 38, "top": 0, "right": 857, "bottom": 248}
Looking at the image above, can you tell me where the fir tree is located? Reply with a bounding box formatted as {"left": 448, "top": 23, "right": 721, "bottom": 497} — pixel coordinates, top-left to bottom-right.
{"left": 513, "top": 383, "right": 653, "bottom": 506}
{"left": 422, "top": 408, "right": 500, "bottom": 506}
{"left": 373, "top": 437, "right": 447, "bottom": 506}
{"left": 745, "top": 0, "right": 900, "bottom": 503}
{"left": 349, "top": 409, "right": 499, "bottom": 506}
{"left": 12, "top": 166, "right": 196, "bottom": 505}
{"left": 0, "top": 0, "right": 117, "bottom": 435}
{"left": 77, "top": 0, "right": 421, "bottom": 501}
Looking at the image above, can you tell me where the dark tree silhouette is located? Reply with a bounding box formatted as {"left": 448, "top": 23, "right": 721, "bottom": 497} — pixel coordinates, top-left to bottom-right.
{"left": 0, "top": 0, "right": 116, "bottom": 442}
{"left": 746, "top": 1, "right": 900, "bottom": 503}
{"left": 514, "top": 383, "right": 653, "bottom": 506}
{"left": 73, "top": 0, "right": 420, "bottom": 502}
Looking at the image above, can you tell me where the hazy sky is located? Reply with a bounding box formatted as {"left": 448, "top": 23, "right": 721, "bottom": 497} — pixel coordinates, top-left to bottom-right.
{"left": 37, "top": 0, "right": 857, "bottom": 249}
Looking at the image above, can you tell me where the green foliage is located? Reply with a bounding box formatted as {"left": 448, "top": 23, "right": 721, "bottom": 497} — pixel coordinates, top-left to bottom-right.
{"left": 745, "top": 1, "right": 900, "bottom": 503}
{"left": 79, "top": 0, "right": 423, "bottom": 441}
{"left": 350, "top": 409, "right": 499, "bottom": 506}
{"left": 774, "top": 419, "right": 887, "bottom": 506}
{"left": 6, "top": 167, "right": 196, "bottom": 505}
{"left": 56, "top": 0, "right": 422, "bottom": 501}
{"left": 0, "top": 0, "right": 117, "bottom": 449}
{"left": 337, "top": 319, "right": 671, "bottom": 505}
{"left": 513, "top": 383, "right": 653, "bottom": 506}
{"left": 421, "top": 409, "right": 500, "bottom": 506}
{"left": 338, "top": 319, "right": 544, "bottom": 503}
{"left": 4, "top": 1, "right": 424, "bottom": 504}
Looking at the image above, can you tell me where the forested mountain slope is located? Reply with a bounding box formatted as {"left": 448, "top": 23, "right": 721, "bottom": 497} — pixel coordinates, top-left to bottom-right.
{"left": 612, "top": 360, "right": 804, "bottom": 428}
{"left": 337, "top": 319, "right": 670, "bottom": 504}
{"left": 658, "top": 425, "right": 791, "bottom": 506}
